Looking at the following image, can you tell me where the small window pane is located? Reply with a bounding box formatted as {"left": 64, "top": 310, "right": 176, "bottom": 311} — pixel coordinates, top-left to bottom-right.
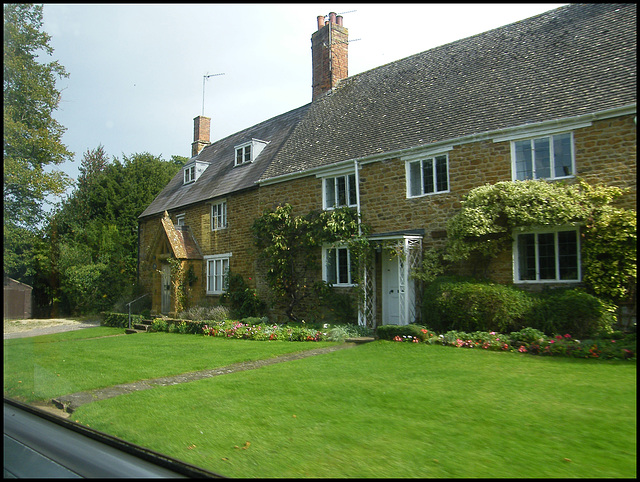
{"left": 337, "top": 248, "right": 349, "bottom": 284}
{"left": 558, "top": 230, "right": 578, "bottom": 279}
{"left": 337, "top": 176, "right": 347, "bottom": 206}
{"left": 244, "top": 145, "right": 251, "bottom": 163}
{"left": 348, "top": 174, "right": 357, "bottom": 206}
{"left": 236, "top": 149, "right": 243, "bottom": 165}
{"left": 326, "top": 249, "right": 337, "bottom": 284}
{"left": 554, "top": 133, "right": 573, "bottom": 177}
{"left": 515, "top": 140, "right": 533, "bottom": 180}
{"left": 518, "top": 233, "right": 536, "bottom": 280}
{"left": 325, "top": 179, "right": 336, "bottom": 208}
{"left": 409, "top": 161, "right": 422, "bottom": 196}
{"left": 435, "top": 155, "right": 448, "bottom": 192}
{"left": 423, "top": 159, "right": 434, "bottom": 194}
{"left": 534, "top": 137, "right": 551, "bottom": 179}
{"left": 537, "top": 233, "right": 556, "bottom": 279}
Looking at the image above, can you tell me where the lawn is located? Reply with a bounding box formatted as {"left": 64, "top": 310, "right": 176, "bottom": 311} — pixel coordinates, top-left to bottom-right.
{"left": 4, "top": 329, "right": 636, "bottom": 478}
{"left": 3, "top": 327, "right": 335, "bottom": 402}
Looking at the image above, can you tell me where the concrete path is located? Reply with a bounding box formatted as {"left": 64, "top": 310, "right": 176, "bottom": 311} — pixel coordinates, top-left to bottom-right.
{"left": 52, "top": 342, "right": 363, "bottom": 414}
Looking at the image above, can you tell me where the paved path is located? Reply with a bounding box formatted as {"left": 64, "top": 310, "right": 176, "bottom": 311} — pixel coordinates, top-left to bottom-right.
{"left": 4, "top": 319, "right": 101, "bottom": 339}
{"left": 52, "top": 343, "right": 361, "bottom": 414}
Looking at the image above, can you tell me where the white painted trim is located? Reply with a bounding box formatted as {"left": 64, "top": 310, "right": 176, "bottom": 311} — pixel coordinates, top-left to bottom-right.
{"left": 405, "top": 153, "right": 451, "bottom": 199}
{"left": 510, "top": 131, "right": 576, "bottom": 181}
{"left": 204, "top": 253, "right": 232, "bottom": 295}
{"left": 512, "top": 226, "right": 582, "bottom": 283}
{"left": 258, "top": 103, "right": 636, "bottom": 187}
{"left": 493, "top": 122, "right": 591, "bottom": 143}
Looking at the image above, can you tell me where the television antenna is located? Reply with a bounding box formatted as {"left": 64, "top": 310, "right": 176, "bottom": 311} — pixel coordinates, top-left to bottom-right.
{"left": 202, "top": 72, "right": 225, "bottom": 116}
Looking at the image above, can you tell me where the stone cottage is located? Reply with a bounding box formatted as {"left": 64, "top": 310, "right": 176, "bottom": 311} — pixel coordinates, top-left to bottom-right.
{"left": 138, "top": 4, "right": 636, "bottom": 326}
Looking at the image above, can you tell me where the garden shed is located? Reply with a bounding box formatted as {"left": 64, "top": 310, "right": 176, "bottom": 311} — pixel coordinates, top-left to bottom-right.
{"left": 4, "top": 276, "right": 32, "bottom": 320}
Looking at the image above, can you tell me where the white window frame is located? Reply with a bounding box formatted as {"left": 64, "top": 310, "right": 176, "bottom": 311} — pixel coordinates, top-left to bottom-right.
{"left": 235, "top": 143, "right": 252, "bottom": 166}
{"left": 513, "top": 227, "right": 581, "bottom": 283}
{"left": 175, "top": 213, "right": 185, "bottom": 226}
{"left": 406, "top": 153, "right": 450, "bottom": 198}
{"left": 511, "top": 132, "right": 576, "bottom": 181}
{"left": 183, "top": 164, "right": 196, "bottom": 184}
{"left": 323, "top": 245, "right": 355, "bottom": 286}
{"left": 205, "top": 253, "right": 231, "bottom": 294}
{"left": 211, "top": 200, "right": 227, "bottom": 231}
{"left": 234, "top": 139, "right": 269, "bottom": 167}
{"left": 323, "top": 173, "right": 357, "bottom": 210}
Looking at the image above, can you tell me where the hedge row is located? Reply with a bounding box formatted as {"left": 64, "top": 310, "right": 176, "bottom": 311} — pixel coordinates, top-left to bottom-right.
{"left": 422, "top": 277, "right": 616, "bottom": 338}
{"left": 102, "top": 312, "right": 144, "bottom": 328}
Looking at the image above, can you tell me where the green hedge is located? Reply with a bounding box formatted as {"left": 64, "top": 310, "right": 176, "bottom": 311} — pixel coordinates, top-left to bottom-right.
{"left": 422, "top": 277, "right": 533, "bottom": 334}
{"left": 102, "top": 312, "right": 143, "bottom": 328}
{"left": 376, "top": 324, "right": 433, "bottom": 342}
{"left": 421, "top": 277, "right": 615, "bottom": 337}
{"left": 527, "top": 288, "right": 616, "bottom": 339}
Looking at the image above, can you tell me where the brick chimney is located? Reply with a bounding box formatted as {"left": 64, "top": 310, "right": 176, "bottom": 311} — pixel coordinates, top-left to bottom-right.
{"left": 191, "top": 115, "right": 210, "bottom": 157}
{"left": 311, "top": 12, "right": 348, "bottom": 101}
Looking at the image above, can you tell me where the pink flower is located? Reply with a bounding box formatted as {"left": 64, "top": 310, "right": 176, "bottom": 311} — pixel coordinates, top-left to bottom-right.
{"left": 564, "top": 334, "right": 571, "bottom": 339}
{"left": 518, "top": 345, "right": 527, "bottom": 353}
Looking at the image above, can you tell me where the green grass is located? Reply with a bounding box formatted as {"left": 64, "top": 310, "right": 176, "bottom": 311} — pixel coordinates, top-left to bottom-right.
{"left": 4, "top": 331, "right": 636, "bottom": 478}
{"left": 3, "top": 327, "right": 335, "bottom": 402}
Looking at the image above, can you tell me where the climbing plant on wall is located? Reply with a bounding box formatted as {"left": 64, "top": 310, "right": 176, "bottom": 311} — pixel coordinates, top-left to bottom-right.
{"left": 414, "top": 179, "right": 636, "bottom": 304}
{"left": 251, "top": 204, "right": 369, "bottom": 323}
{"left": 167, "top": 258, "right": 198, "bottom": 314}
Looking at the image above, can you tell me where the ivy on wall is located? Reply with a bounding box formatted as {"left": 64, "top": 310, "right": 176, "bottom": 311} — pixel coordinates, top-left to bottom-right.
{"left": 415, "top": 179, "right": 636, "bottom": 304}
{"left": 251, "top": 204, "right": 369, "bottom": 322}
{"left": 167, "top": 258, "right": 198, "bottom": 314}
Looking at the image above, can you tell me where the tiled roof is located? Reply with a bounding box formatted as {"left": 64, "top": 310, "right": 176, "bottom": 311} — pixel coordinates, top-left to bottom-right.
{"left": 141, "top": 3, "right": 635, "bottom": 217}
{"left": 140, "top": 104, "right": 310, "bottom": 218}
{"left": 261, "top": 3, "right": 636, "bottom": 180}
{"left": 160, "top": 214, "right": 202, "bottom": 259}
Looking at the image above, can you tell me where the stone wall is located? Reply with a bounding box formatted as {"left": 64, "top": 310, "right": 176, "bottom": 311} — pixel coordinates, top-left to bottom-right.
{"left": 138, "top": 113, "right": 636, "bottom": 317}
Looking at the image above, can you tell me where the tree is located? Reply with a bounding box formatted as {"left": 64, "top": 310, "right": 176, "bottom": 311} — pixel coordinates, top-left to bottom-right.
{"left": 4, "top": 3, "right": 72, "bottom": 282}
{"left": 252, "top": 204, "right": 368, "bottom": 322}
{"left": 50, "top": 149, "right": 181, "bottom": 314}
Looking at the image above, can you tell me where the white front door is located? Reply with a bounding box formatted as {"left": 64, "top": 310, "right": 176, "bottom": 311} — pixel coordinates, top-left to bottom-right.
{"left": 382, "top": 254, "right": 400, "bottom": 325}
{"left": 161, "top": 264, "right": 171, "bottom": 314}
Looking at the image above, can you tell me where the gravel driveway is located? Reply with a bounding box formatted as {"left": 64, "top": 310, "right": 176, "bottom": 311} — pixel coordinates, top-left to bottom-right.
{"left": 3, "top": 318, "right": 102, "bottom": 339}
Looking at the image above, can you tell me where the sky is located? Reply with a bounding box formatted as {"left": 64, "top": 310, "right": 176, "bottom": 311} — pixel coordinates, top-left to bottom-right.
{"left": 41, "top": 3, "right": 566, "bottom": 202}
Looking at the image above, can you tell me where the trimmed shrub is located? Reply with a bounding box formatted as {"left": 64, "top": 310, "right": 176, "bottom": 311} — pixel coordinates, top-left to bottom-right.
{"left": 102, "top": 312, "right": 142, "bottom": 328}
{"left": 177, "top": 305, "right": 229, "bottom": 322}
{"left": 422, "top": 277, "right": 533, "bottom": 333}
{"left": 527, "top": 288, "right": 616, "bottom": 338}
{"left": 376, "top": 324, "right": 431, "bottom": 342}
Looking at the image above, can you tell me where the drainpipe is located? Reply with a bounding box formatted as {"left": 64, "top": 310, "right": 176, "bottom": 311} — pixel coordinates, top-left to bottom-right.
{"left": 354, "top": 159, "right": 362, "bottom": 234}
{"left": 354, "top": 159, "right": 366, "bottom": 327}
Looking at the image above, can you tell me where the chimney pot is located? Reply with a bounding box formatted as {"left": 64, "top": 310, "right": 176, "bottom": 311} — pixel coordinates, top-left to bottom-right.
{"left": 317, "top": 15, "right": 324, "bottom": 30}
{"left": 311, "top": 13, "right": 348, "bottom": 101}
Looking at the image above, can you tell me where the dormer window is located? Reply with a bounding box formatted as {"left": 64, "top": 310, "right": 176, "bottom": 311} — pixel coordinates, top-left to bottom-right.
{"left": 184, "top": 165, "right": 196, "bottom": 184}
{"left": 234, "top": 139, "right": 269, "bottom": 166}
{"left": 183, "top": 160, "right": 209, "bottom": 185}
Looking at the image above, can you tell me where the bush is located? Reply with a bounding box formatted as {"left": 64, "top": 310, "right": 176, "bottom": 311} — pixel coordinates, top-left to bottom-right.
{"left": 527, "top": 288, "right": 616, "bottom": 338}
{"left": 220, "top": 272, "right": 266, "bottom": 319}
{"left": 376, "top": 324, "right": 433, "bottom": 343}
{"left": 177, "top": 305, "right": 230, "bottom": 322}
{"left": 422, "top": 277, "right": 533, "bottom": 333}
{"left": 422, "top": 277, "right": 616, "bottom": 338}
{"left": 102, "top": 312, "right": 142, "bottom": 328}
{"left": 150, "top": 318, "right": 168, "bottom": 332}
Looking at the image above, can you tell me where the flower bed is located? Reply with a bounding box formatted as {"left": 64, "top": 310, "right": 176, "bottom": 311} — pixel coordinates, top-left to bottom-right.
{"left": 200, "top": 320, "right": 371, "bottom": 342}
{"left": 399, "top": 326, "right": 636, "bottom": 360}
